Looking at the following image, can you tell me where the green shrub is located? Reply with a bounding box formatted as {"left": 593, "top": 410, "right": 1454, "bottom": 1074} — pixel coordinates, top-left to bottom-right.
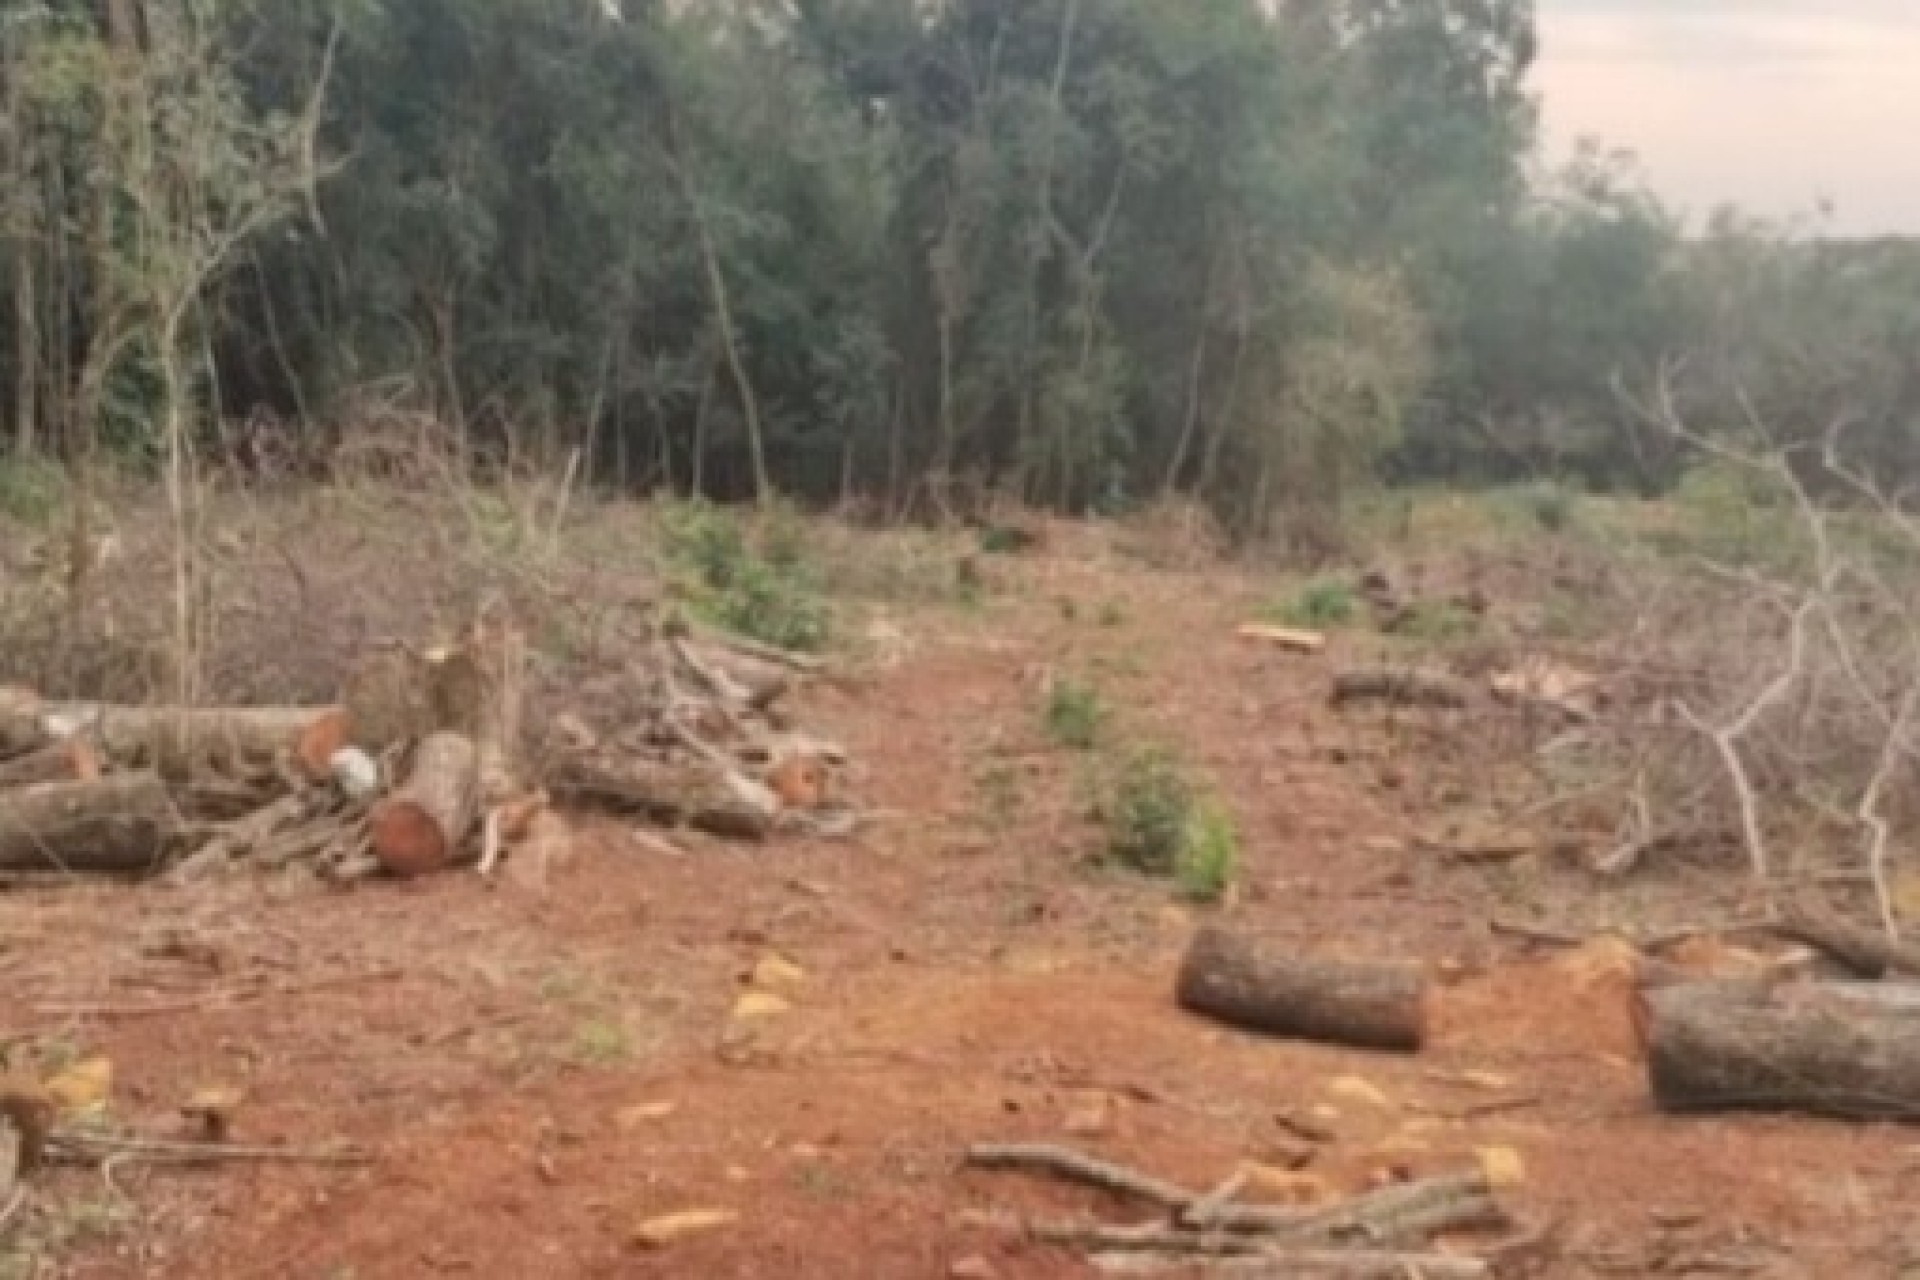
{"left": 1176, "top": 800, "right": 1240, "bottom": 904}
{"left": 1103, "top": 745, "right": 1196, "bottom": 876}
{"left": 659, "top": 499, "right": 831, "bottom": 652}
{"left": 1044, "top": 677, "right": 1106, "bottom": 750}
{"left": 1393, "top": 600, "right": 1481, "bottom": 646}
{"left": 1265, "top": 577, "right": 1358, "bottom": 629}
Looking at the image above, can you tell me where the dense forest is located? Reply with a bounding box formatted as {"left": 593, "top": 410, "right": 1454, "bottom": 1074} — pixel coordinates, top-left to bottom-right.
{"left": 3, "top": 0, "right": 1918, "bottom": 541}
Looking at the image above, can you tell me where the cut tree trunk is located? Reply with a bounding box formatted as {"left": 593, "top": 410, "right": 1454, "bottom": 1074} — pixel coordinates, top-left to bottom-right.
{"left": 1175, "top": 926, "right": 1428, "bottom": 1052}
{"left": 547, "top": 750, "right": 776, "bottom": 840}
{"left": 0, "top": 739, "right": 99, "bottom": 790}
{"left": 0, "top": 771, "right": 177, "bottom": 873}
{"left": 1331, "top": 667, "right": 1472, "bottom": 711}
{"left": 29, "top": 704, "right": 335, "bottom": 781}
{"left": 369, "top": 732, "right": 479, "bottom": 877}
{"left": 1644, "top": 979, "right": 1920, "bottom": 1120}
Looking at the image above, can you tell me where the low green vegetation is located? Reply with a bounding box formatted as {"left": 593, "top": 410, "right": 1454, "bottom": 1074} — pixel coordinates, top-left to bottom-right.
{"left": 1264, "top": 577, "right": 1360, "bottom": 629}
{"left": 1044, "top": 677, "right": 1107, "bottom": 750}
{"left": 1097, "top": 744, "right": 1239, "bottom": 904}
{"left": 659, "top": 500, "right": 831, "bottom": 652}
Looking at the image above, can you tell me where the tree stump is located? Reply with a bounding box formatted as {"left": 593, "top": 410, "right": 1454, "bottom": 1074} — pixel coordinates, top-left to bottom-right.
{"left": 1175, "top": 926, "right": 1428, "bottom": 1051}
{"left": 369, "top": 732, "right": 479, "bottom": 877}
{"left": 0, "top": 771, "right": 178, "bottom": 873}
{"left": 1644, "top": 979, "right": 1920, "bottom": 1120}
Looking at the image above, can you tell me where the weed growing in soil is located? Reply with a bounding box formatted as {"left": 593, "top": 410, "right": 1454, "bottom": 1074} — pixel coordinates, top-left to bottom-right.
{"left": 1044, "top": 677, "right": 1107, "bottom": 750}
{"left": 1265, "top": 577, "right": 1358, "bottom": 629}
{"left": 659, "top": 500, "right": 831, "bottom": 652}
{"left": 1177, "top": 800, "right": 1240, "bottom": 904}
{"left": 1102, "top": 745, "right": 1196, "bottom": 876}
{"left": 1096, "top": 746, "right": 1240, "bottom": 901}
{"left": 0, "top": 456, "right": 65, "bottom": 527}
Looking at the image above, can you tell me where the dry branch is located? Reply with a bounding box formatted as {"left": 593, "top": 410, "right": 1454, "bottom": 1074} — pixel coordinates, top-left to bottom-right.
{"left": 0, "top": 772, "right": 178, "bottom": 873}
{"left": 1773, "top": 898, "right": 1920, "bottom": 979}
{"left": 1644, "top": 979, "right": 1920, "bottom": 1120}
{"left": 1174, "top": 927, "right": 1428, "bottom": 1052}
{"left": 547, "top": 749, "right": 776, "bottom": 840}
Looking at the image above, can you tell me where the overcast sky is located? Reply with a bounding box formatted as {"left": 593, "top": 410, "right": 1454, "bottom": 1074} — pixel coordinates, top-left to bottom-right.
{"left": 1534, "top": 0, "right": 1920, "bottom": 234}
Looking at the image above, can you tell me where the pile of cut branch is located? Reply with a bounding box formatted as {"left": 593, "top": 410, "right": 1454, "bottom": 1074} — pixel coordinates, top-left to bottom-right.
{"left": 963, "top": 1143, "right": 1527, "bottom": 1277}
{"left": 0, "top": 613, "right": 846, "bottom": 885}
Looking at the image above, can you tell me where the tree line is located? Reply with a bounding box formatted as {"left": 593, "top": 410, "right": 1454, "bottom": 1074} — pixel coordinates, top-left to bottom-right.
{"left": 3, "top": 0, "right": 1917, "bottom": 541}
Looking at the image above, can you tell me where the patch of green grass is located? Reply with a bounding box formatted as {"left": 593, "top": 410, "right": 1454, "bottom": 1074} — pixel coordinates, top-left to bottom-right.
{"left": 1176, "top": 800, "right": 1240, "bottom": 904}
{"left": 1264, "top": 577, "right": 1359, "bottom": 629}
{"left": 1044, "top": 677, "right": 1107, "bottom": 750}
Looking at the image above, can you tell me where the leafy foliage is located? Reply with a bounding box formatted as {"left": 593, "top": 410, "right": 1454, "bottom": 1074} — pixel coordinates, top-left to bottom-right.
{"left": 1, "top": 1, "right": 1914, "bottom": 528}
{"left": 659, "top": 500, "right": 831, "bottom": 652}
{"left": 1101, "top": 744, "right": 1196, "bottom": 878}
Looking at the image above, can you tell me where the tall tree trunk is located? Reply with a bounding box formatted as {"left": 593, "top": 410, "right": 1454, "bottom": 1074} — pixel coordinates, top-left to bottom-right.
{"left": 682, "top": 174, "right": 770, "bottom": 507}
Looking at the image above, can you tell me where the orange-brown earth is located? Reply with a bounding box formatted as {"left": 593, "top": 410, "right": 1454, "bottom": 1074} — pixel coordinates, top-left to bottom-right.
{"left": 3, "top": 526, "right": 1912, "bottom": 1279}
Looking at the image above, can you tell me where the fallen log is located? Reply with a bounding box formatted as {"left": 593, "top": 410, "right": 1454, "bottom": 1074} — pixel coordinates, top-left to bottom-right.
{"left": 369, "top": 732, "right": 479, "bottom": 877}
{"left": 547, "top": 750, "right": 777, "bottom": 841}
{"left": 0, "top": 739, "right": 99, "bottom": 790}
{"left": 1772, "top": 898, "right": 1920, "bottom": 979}
{"left": 1644, "top": 979, "right": 1920, "bottom": 1120}
{"left": 0, "top": 772, "right": 178, "bottom": 873}
{"left": 1330, "top": 667, "right": 1471, "bottom": 711}
{"left": 1175, "top": 927, "right": 1427, "bottom": 1052}
{"left": 29, "top": 704, "right": 335, "bottom": 781}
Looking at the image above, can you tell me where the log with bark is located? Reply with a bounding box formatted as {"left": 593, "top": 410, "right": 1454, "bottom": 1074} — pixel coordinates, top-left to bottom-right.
{"left": 1330, "top": 667, "right": 1472, "bottom": 711}
{"left": 1643, "top": 979, "right": 1920, "bottom": 1120}
{"left": 0, "top": 739, "right": 99, "bottom": 790}
{"left": 546, "top": 748, "right": 776, "bottom": 840}
{"left": 369, "top": 732, "right": 479, "bottom": 877}
{"left": 1174, "top": 926, "right": 1428, "bottom": 1052}
{"left": 0, "top": 772, "right": 178, "bottom": 873}
{"left": 24, "top": 703, "right": 336, "bottom": 781}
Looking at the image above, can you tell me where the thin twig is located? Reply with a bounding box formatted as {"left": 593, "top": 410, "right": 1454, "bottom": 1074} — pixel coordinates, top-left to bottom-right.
{"left": 48, "top": 1130, "right": 369, "bottom": 1167}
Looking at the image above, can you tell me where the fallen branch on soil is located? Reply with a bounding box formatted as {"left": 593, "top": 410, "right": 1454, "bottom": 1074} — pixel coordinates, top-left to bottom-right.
{"left": 1643, "top": 978, "right": 1920, "bottom": 1120}
{"left": 1085, "top": 1246, "right": 1489, "bottom": 1277}
{"left": 1330, "top": 667, "right": 1472, "bottom": 711}
{"left": 1771, "top": 897, "right": 1920, "bottom": 979}
{"left": 1174, "top": 926, "right": 1428, "bottom": 1052}
{"left": 964, "top": 1142, "right": 1509, "bottom": 1271}
{"left": 47, "top": 1127, "right": 370, "bottom": 1167}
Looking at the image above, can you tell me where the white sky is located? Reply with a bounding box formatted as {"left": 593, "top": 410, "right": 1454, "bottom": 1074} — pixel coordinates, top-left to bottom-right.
{"left": 1535, "top": 0, "right": 1920, "bottom": 234}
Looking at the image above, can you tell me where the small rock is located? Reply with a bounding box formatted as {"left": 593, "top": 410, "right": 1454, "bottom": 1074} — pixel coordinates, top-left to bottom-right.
{"left": 1062, "top": 1090, "right": 1119, "bottom": 1138}
{"left": 949, "top": 1256, "right": 998, "bottom": 1279}
{"left": 632, "top": 1209, "right": 735, "bottom": 1249}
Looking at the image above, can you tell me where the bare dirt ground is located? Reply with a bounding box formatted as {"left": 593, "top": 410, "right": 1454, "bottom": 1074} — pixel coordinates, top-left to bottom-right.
{"left": 3, "top": 511, "right": 1916, "bottom": 1279}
